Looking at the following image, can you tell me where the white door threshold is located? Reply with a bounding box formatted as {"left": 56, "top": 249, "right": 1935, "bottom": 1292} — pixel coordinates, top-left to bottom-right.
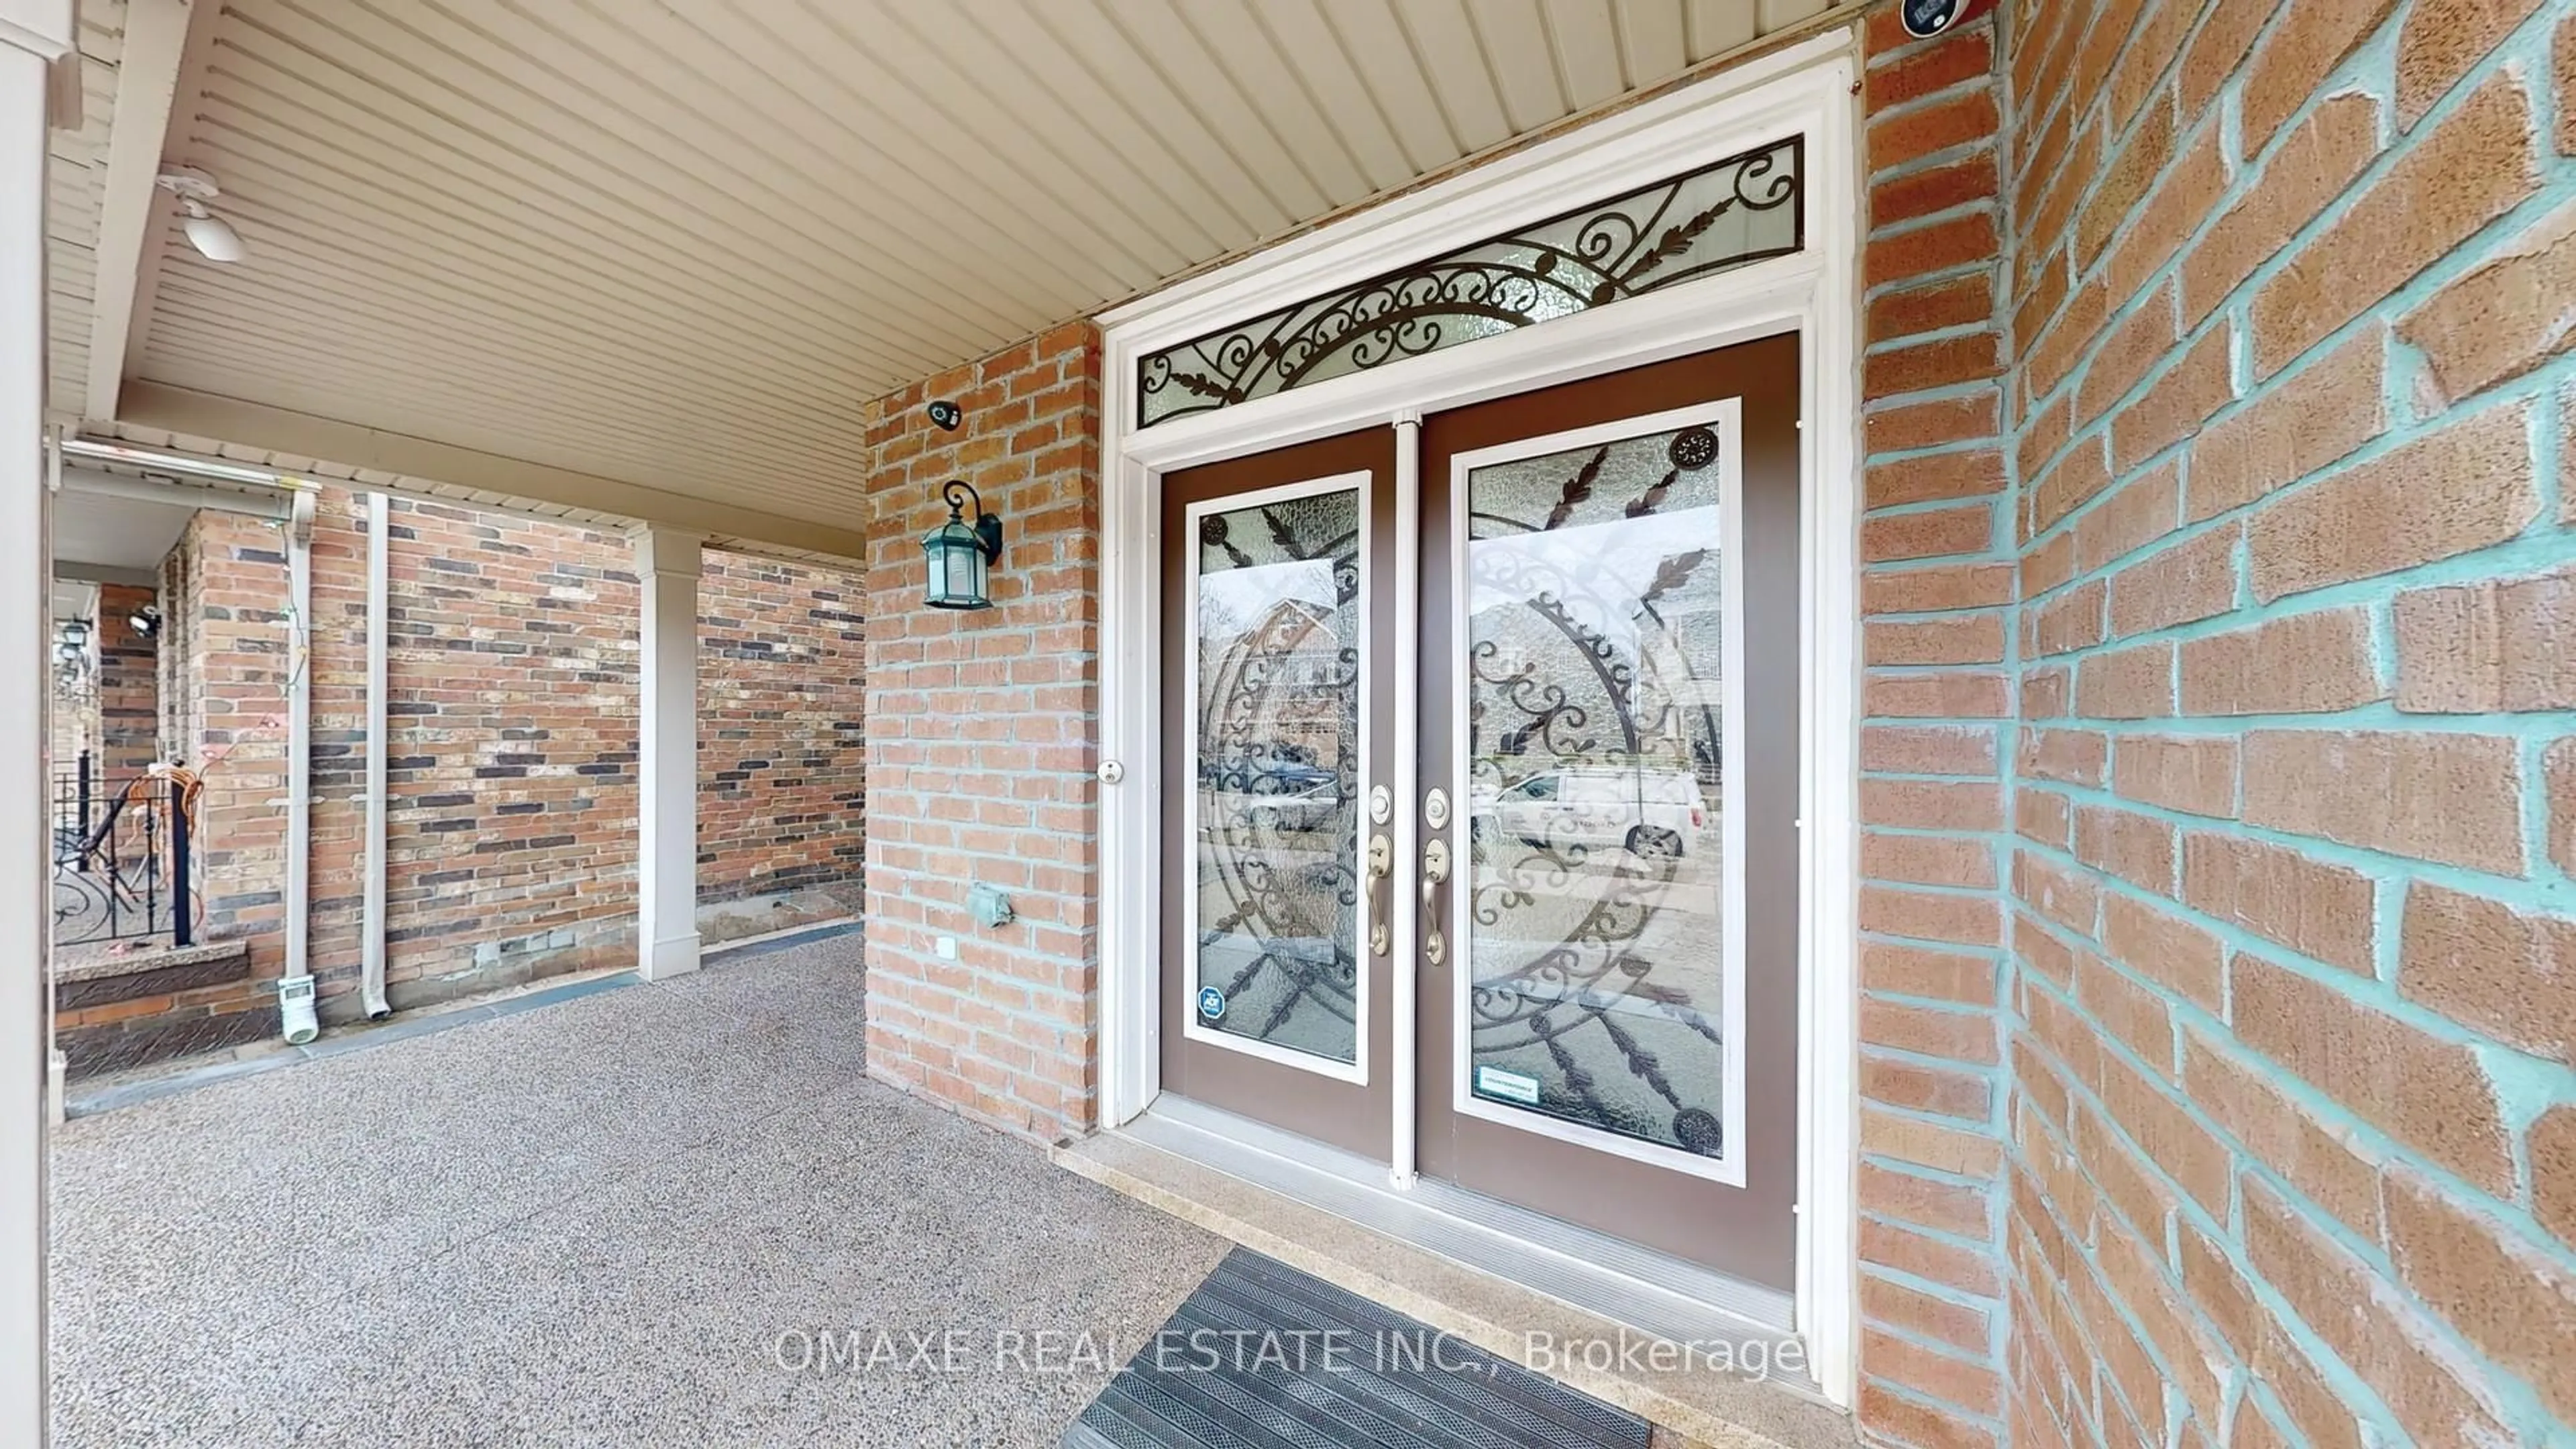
{"left": 1054, "top": 1097, "right": 1854, "bottom": 1449}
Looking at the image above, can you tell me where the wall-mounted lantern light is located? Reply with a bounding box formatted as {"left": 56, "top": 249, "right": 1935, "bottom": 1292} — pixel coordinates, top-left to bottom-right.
{"left": 922, "top": 480, "right": 1004, "bottom": 610}
{"left": 53, "top": 617, "right": 95, "bottom": 702}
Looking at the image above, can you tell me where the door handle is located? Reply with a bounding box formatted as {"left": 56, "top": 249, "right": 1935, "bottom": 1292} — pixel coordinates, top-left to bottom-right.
{"left": 1365, "top": 833, "right": 1393, "bottom": 956}
{"left": 1419, "top": 837, "right": 1451, "bottom": 967}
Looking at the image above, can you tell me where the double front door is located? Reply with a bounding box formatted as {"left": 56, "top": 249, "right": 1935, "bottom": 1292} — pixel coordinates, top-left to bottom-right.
{"left": 1156, "top": 335, "right": 1801, "bottom": 1289}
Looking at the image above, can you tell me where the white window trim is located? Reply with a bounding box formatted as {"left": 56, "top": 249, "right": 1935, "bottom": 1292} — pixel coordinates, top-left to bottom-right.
{"left": 1093, "top": 28, "right": 1862, "bottom": 1409}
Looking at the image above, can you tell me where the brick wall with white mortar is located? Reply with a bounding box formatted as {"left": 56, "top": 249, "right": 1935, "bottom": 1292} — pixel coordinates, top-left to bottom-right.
{"left": 2002, "top": 0, "right": 2576, "bottom": 1444}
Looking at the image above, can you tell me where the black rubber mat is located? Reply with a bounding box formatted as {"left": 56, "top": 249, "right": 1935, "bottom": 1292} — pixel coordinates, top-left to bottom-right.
{"left": 1063, "top": 1246, "right": 1654, "bottom": 1449}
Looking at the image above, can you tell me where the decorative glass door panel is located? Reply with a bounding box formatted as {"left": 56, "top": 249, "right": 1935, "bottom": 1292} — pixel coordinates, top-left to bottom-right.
{"left": 1159, "top": 427, "right": 1397, "bottom": 1162}
{"left": 1186, "top": 481, "right": 1365, "bottom": 1073}
{"left": 1413, "top": 337, "right": 1801, "bottom": 1286}
{"left": 1454, "top": 405, "right": 1744, "bottom": 1183}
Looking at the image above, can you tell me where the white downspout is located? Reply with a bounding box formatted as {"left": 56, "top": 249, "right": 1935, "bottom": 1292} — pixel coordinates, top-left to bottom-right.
{"left": 276, "top": 490, "right": 319, "bottom": 1045}
{"left": 359, "top": 492, "right": 390, "bottom": 1019}
{"left": 44, "top": 425, "right": 65, "bottom": 1125}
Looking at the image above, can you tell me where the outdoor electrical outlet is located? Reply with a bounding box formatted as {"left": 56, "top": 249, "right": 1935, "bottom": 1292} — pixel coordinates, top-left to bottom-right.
{"left": 934, "top": 936, "right": 959, "bottom": 960}
{"left": 967, "top": 883, "right": 1015, "bottom": 929}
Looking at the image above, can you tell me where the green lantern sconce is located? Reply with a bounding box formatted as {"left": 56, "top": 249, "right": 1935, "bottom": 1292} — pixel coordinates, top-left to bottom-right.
{"left": 922, "top": 479, "right": 1004, "bottom": 610}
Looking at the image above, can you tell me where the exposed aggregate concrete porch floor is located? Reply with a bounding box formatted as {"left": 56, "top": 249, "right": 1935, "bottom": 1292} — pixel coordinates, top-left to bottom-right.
{"left": 49, "top": 934, "right": 1231, "bottom": 1448}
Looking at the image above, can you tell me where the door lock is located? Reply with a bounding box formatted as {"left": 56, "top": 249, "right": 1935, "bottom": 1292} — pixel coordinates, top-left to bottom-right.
{"left": 1365, "top": 833, "right": 1393, "bottom": 957}
{"left": 1420, "top": 837, "right": 1451, "bottom": 967}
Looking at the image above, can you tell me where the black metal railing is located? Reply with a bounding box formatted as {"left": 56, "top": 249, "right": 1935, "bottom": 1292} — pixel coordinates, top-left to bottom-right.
{"left": 52, "top": 751, "right": 193, "bottom": 948}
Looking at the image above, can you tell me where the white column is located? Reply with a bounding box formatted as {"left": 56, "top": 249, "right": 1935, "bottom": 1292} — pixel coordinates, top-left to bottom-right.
{"left": 635, "top": 527, "right": 703, "bottom": 981}
{"left": 3, "top": 8, "right": 73, "bottom": 1444}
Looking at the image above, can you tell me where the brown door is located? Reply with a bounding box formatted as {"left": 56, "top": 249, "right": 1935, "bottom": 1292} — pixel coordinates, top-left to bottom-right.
{"left": 1158, "top": 426, "right": 1398, "bottom": 1162}
{"left": 1413, "top": 333, "right": 1803, "bottom": 1287}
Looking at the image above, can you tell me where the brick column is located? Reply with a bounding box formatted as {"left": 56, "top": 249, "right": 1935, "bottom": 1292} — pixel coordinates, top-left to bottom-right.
{"left": 636, "top": 527, "right": 703, "bottom": 981}
{"left": 1851, "top": 3, "right": 2014, "bottom": 1444}
{"left": 93, "top": 582, "right": 160, "bottom": 777}
{"left": 861, "top": 323, "right": 1102, "bottom": 1141}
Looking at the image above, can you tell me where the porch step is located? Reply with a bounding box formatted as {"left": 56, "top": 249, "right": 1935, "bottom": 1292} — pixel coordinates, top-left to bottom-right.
{"left": 1053, "top": 1128, "right": 1855, "bottom": 1449}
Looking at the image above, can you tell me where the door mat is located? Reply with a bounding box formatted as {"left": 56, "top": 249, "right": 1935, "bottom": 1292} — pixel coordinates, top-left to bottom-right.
{"left": 1064, "top": 1246, "right": 1654, "bottom": 1448}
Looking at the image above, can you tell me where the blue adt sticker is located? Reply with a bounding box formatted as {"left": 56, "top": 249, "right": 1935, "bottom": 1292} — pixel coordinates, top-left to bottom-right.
{"left": 1901, "top": 0, "right": 1958, "bottom": 37}
{"left": 1195, "top": 986, "right": 1226, "bottom": 1021}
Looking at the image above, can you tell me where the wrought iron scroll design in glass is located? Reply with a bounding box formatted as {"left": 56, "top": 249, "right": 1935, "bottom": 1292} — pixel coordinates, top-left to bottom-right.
{"left": 1136, "top": 136, "right": 1803, "bottom": 427}
{"left": 1190, "top": 488, "right": 1364, "bottom": 1067}
{"left": 1461, "top": 422, "right": 1731, "bottom": 1160}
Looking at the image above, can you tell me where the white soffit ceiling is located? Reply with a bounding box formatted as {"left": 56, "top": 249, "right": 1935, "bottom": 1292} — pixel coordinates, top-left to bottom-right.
{"left": 46, "top": 0, "right": 125, "bottom": 408}
{"left": 60, "top": 0, "right": 1851, "bottom": 535}
{"left": 52, "top": 580, "right": 99, "bottom": 623}
{"left": 52, "top": 488, "right": 199, "bottom": 573}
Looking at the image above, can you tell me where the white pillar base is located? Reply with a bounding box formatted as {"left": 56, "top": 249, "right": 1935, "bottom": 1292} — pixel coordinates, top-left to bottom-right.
{"left": 635, "top": 527, "right": 703, "bottom": 987}
{"left": 642, "top": 929, "right": 703, "bottom": 982}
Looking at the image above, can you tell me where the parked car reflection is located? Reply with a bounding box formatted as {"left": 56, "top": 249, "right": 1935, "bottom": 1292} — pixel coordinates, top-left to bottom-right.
{"left": 1199, "top": 747, "right": 1344, "bottom": 834}
{"left": 1476, "top": 763, "right": 1709, "bottom": 860}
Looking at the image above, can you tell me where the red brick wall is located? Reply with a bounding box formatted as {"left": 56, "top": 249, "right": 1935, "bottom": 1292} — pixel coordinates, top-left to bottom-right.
{"left": 92, "top": 582, "right": 159, "bottom": 778}
{"left": 304, "top": 493, "right": 645, "bottom": 1010}
{"left": 860, "top": 322, "right": 1102, "bottom": 1142}
{"left": 154, "top": 490, "right": 866, "bottom": 1021}
{"left": 166, "top": 509, "right": 297, "bottom": 969}
{"left": 46, "top": 582, "right": 158, "bottom": 794}
{"left": 696, "top": 553, "right": 868, "bottom": 932}
{"left": 1854, "top": 4, "right": 2016, "bottom": 1444}
{"left": 158, "top": 528, "right": 198, "bottom": 769}
{"left": 2002, "top": 1, "right": 2576, "bottom": 1446}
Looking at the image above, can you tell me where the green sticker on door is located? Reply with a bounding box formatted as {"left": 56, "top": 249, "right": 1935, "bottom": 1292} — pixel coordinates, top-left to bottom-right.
{"left": 1473, "top": 1065, "right": 1542, "bottom": 1107}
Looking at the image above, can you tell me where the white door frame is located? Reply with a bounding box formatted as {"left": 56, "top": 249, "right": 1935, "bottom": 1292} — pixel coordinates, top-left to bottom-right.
{"left": 1093, "top": 29, "right": 1863, "bottom": 1407}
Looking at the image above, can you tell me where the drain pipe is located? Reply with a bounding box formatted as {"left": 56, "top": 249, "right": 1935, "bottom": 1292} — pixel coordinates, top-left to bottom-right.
{"left": 46, "top": 426, "right": 67, "bottom": 1127}
{"left": 358, "top": 492, "right": 391, "bottom": 1020}
{"left": 276, "top": 490, "right": 320, "bottom": 1046}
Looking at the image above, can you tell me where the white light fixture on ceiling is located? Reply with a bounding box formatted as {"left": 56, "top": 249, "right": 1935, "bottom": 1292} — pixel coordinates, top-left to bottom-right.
{"left": 154, "top": 166, "right": 246, "bottom": 263}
